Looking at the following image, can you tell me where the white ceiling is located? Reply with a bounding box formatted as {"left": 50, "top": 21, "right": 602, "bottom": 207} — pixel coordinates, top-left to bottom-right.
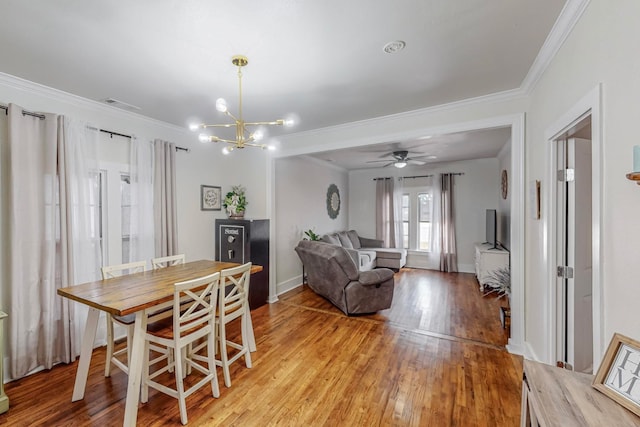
{"left": 0, "top": 0, "right": 567, "bottom": 168}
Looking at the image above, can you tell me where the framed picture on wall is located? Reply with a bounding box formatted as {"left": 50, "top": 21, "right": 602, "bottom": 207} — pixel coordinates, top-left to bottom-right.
{"left": 201, "top": 185, "right": 222, "bottom": 211}
{"left": 593, "top": 333, "right": 640, "bottom": 417}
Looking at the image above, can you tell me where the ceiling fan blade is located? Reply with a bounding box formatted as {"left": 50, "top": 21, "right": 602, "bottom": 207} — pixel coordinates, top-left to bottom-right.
{"left": 407, "top": 159, "right": 426, "bottom": 165}
{"left": 366, "top": 159, "right": 396, "bottom": 164}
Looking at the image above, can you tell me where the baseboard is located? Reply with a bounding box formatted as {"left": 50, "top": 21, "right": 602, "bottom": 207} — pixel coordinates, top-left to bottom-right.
{"left": 277, "top": 275, "right": 304, "bottom": 296}
{"left": 457, "top": 263, "right": 475, "bottom": 274}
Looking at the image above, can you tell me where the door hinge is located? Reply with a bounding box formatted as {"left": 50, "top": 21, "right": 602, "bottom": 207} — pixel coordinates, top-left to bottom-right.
{"left": 557, "top": 168, "right": 575, "bottom": 182}
{"left": 557, "top": 266, "right": 574, "bottom": 279}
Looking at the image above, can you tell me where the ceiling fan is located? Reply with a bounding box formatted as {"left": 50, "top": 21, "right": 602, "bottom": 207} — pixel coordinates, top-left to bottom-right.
{"left": 366, "top": 150, "right": 434, "bottom": 168}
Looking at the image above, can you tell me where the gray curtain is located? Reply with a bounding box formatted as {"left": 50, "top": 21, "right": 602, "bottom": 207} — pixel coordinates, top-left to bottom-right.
{"left": 375, "top": 178, "right": 396, "bottom": 248}
{"left": 153, "top": 139, "right": 178, "bottom": 257}
{"left": 439, "top": 173, "right": 458, "bottom": 272}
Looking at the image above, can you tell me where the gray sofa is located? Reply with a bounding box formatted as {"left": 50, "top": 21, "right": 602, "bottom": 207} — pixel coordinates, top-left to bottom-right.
{"left": 295, "top": 240, "right": 394, "bottom": 315}
{"left": 321, "top": 230, "right": 407, "bottom": 271}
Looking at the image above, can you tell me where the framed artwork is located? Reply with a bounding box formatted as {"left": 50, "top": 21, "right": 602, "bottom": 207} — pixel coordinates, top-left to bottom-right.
{"left": 201, "top": 185, "right": 221, "bottom": 211}
{"left": 593, "top": 333, "right": 640, "bottom": 417}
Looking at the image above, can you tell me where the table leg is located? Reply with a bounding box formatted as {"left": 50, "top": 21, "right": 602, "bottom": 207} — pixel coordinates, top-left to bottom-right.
{"left": 72, "top": 308, "right": 100, "bottom": 401}
{"left": 123, "top": 311, "right": 147, "bottom": 427}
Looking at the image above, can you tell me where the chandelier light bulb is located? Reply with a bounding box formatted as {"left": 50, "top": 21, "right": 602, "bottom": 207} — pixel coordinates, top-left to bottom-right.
{"left": 252, "top": 128, "right": 265, "bottom": 141}
{"left": 198, "top": 134, "right": 210, "bottom": 143}
{"left": 215, "top": 98, "right": 228, "bottom": 113}
{"left": 267, "top": 145, "right": 276, "bottom": 151}
{"left": 222, "top": 146, "right": 232, "bottom": 155}
{"left": 189, "top": 123, "right": 200, "bottom": 132}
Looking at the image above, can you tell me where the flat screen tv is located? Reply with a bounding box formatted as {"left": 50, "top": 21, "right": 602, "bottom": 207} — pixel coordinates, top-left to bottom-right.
{"left": 485, "top": 209, "right": 498, "bottom": 249}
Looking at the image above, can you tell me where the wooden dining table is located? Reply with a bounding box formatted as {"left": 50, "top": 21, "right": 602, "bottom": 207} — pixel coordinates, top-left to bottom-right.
{"left": 57, "top": 259, "right": 263, "bottom": 427}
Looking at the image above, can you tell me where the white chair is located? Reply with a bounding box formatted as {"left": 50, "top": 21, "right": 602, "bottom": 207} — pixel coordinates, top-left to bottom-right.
{"left": 141, "top": 272, "right": 221, "bottom": 425}
{"left": 101, "top": 260, "right": 147, "bottom": 377}
{"left": 151, "top": 253, "right": 186, "bottom": 373}
{"left": 151, "top": 254, "right": 186, "bottom": 269}
{"left": 216, "top": 262, "right": 254, "bottom": 387}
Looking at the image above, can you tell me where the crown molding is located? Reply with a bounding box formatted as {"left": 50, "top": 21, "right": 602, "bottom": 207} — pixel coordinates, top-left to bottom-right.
{"left": 279, "top": 87, "right": 527, "bottom": 145}
{"left": 520, "top": 0, "right": 591, "bottom": 94}
{"left": 0, "top": 71, "right": 187, "bottom": 134}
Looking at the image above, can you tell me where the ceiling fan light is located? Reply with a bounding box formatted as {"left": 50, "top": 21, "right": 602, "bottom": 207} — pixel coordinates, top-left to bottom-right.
{"left": 394, "top": 161, "right": 407, "bottom": 168}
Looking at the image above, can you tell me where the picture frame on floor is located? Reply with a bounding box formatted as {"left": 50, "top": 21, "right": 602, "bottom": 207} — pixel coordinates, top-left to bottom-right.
{"left": 201, "top": 185, "right": 221, "bottom": 211}
{"left": 592, "top": 333, "right": 640, "bottom": 417}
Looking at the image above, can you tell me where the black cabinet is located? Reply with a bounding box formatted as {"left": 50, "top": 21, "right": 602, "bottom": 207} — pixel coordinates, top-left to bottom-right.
{"left": 215, "top": 219, "right": 269, "bottom": 310}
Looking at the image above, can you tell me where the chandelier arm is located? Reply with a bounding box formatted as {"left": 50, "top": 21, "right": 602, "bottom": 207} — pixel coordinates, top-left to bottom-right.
{"left": 224, "top": 110, "right": 239, "bottom": 122}
{"left": 242, "top": 141, "right": 267, "bottom": 148}
{"left": 202, "top": 123, "right": 236, "bottom": 129}
{"left": 213, "top": 137, "right": 241, "bottom": 144}
{"left": 244, "top": 120, "right": 285, "bottom": 126}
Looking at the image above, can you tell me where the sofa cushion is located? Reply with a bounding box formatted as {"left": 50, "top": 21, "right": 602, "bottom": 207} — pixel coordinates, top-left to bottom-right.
{"left": 347, "top": 230, "right": 361, "bottom": 249}
{"left": 359, "top": 268, "right": 394, "bottom": 285}
{"left": 337, "top": 231, "right": 354, "bottom": 249}
{"left": 322, "top": 233, "right": 341, "bottom": 246}
{"left": 374, "top": 248, "right": 405, "bottom": 260}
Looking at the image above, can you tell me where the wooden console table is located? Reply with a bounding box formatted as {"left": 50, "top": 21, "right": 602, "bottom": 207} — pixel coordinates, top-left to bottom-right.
{"left": 521, "top": 359, "right": 640, "bottom": 426}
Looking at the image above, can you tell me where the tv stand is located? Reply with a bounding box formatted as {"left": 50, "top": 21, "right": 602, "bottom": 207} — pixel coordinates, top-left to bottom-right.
{"left": 474, "top": 242, "right": 509, "bottom": 292}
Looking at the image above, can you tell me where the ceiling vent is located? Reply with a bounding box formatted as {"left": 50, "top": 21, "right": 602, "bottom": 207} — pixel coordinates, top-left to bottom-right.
{"left": 100, "top": 98, "right": 141, "bottom": 111}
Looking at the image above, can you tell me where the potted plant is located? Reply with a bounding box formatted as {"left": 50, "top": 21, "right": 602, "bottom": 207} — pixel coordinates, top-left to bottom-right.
{"left": 303, "top": 229, "right": 321, "bottom": 241}
{"left": 483, "top": 267, "right": 511, "bottom": 299}
{"left": 223, "top": 185, "right": 248, "bottom": 219}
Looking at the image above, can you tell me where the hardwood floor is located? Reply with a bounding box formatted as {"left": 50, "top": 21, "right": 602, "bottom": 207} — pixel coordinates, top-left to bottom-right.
{"left": 1, "top": 268, "right": 522, "bottom": 426}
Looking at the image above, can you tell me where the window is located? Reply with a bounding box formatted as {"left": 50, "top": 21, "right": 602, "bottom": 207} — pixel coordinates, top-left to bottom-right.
{"left": 402, "top": 186, "right": 434, "bottom": 251}
{"left": 402, "top": 194, "right": 409, "bottom": 249}
{"left": 120, "top": 174, "right": 131, "bottom": 263}
{"left": 418, "top": 192, "right": 432, "bottom": 250}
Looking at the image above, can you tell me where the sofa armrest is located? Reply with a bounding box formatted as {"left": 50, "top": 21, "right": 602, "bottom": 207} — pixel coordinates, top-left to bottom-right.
{"left": 358, "top": 236, "right": 384, "bottom": 248}
{"left": 343, "top": 248, "right": 361, "bottom": 270}
{"left": 358, "top": 268, "right": 394, "bottom": 286}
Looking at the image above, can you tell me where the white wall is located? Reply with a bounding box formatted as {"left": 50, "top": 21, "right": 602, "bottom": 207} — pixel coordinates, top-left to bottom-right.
{"left": 348, "top": 158, "right": 500, "bottom": 272}
{"left": 274, "top": 155, "right": 348, "bottom": 294}
{"left": 524, "top": 0, "right": 640, "bottom": 365}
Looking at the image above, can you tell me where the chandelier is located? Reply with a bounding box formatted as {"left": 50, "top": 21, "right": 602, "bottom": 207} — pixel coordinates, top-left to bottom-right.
{"left": 190, "top": 55, "right": 294, "bottom": 154}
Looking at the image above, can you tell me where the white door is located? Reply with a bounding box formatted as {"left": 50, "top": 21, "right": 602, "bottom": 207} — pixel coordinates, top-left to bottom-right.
{"left": 556, "top": 137, "right": 593, "bottom": 373}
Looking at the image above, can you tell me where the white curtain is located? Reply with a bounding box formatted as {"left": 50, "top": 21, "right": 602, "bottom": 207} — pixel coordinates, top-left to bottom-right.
{"left": 58, "top": 117, "right": 103, "bottom": 358}
{"left": 129, "top": 137, "right": 155, "bottom": 262}
{"left": 438, "top": 173, "right": 458, "bottom": 272}
{"left": 393, "top": 177, "right": 405, "bottom": 249}
{"left": 3, "top": 105, "right": 102, "bottom": 379}
{"left": 375, "top": 178, "right": 396, "bottom": 248}
{"left": 153, "top": 139, "right": 178, "bottom": 257}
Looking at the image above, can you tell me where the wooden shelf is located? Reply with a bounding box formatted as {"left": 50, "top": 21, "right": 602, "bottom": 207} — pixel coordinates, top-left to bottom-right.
{"left": 627, "top": 172, "right": 640, "bottom": 185}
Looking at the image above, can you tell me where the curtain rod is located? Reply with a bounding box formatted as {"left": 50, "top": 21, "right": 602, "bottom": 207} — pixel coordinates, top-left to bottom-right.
{"left": 97, "top": 129, "right": 189, "bottom": 152}
{"left": 372, "top": 172, "right": 464, "bottom": 181}
{"left": 0, "top": 105, "right": 189, "bottom": 152}
{"left": 0, "top": 104, "right": 46, "bottom": 119}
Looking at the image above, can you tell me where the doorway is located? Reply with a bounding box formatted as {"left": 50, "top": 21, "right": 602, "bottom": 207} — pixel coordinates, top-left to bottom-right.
{"left": 554, "top": 124, "right": 593, "bottom": 373}
{"left": 546, "top": 85, "right": 603, "bottom": 371}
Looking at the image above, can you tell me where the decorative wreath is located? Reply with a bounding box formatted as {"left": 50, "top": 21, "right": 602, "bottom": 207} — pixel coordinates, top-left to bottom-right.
{"left": 326, "top": 184, "right": 341, "bottom": 219}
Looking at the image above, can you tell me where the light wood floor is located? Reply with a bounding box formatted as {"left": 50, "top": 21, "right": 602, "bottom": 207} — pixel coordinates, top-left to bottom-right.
{"left": 1, "top": 268, "right": 523, "bottom": 426}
